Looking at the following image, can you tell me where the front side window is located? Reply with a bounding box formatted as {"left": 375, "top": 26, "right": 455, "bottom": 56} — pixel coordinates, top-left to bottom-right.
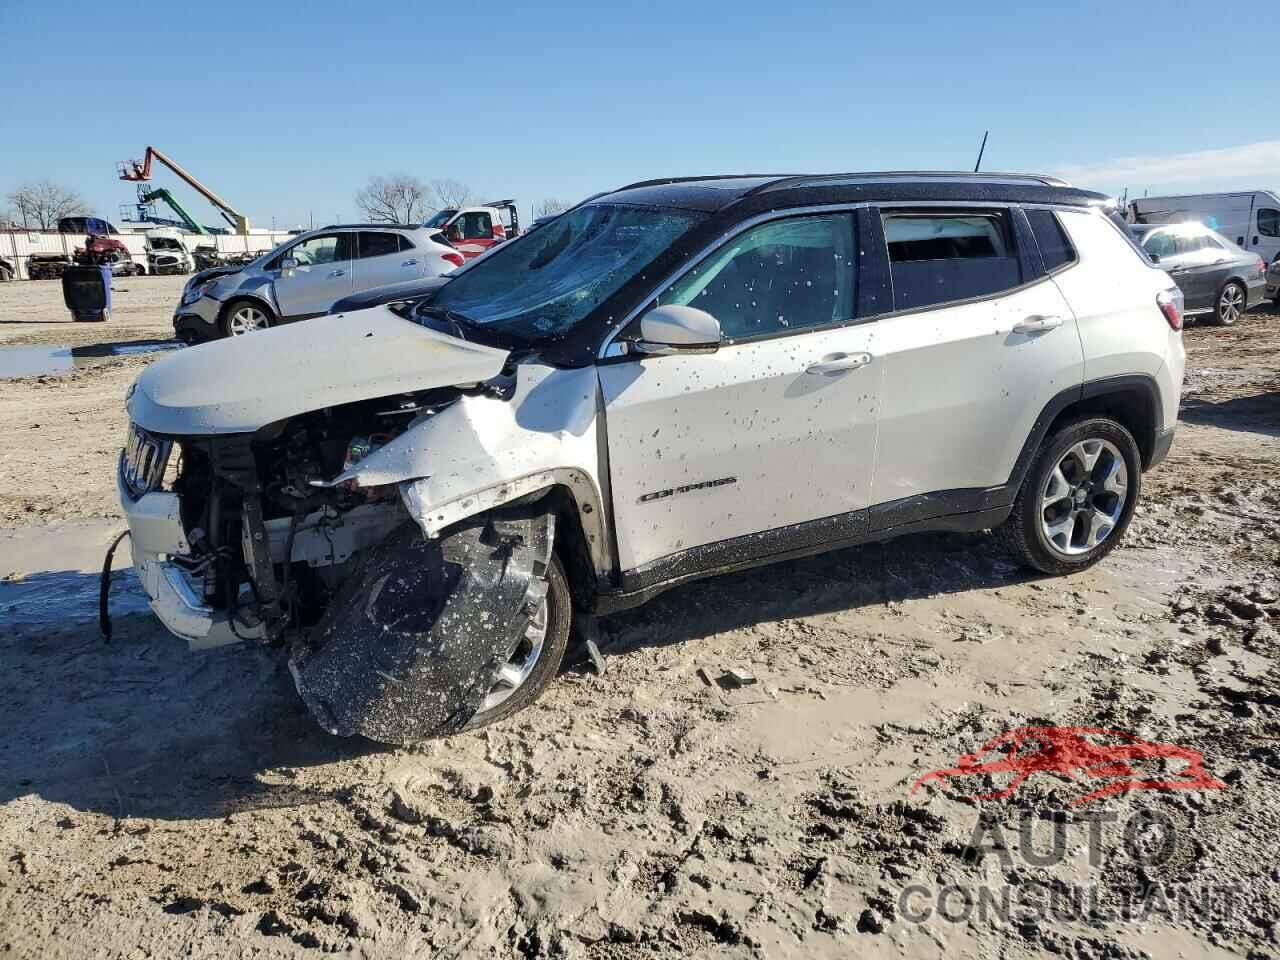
{"left": 1258, "top": 208, "right": 1280, "bottom": 238}
{"left": 654, "top": 214, "right": 855, "bottom": 340}
{"left": 1025, "top": 209, "right": 1076, "bottom": 272}
{"left": 288, "top": 233, "right": 345, "bottom": 267}
{"left": 1142, "top": 230, "right": 1177, "bottom": 260}
{"left": 424, "top": 203, "right": 706, "bottom": 341}
{"left": 357, "top": 232, "right": 401, "bottom": 259}
{"left": 460, "top": 212, "right": 493, "bottom": 240}
{"left": 882, "top": 210, "right": 1022, "bottom": 310}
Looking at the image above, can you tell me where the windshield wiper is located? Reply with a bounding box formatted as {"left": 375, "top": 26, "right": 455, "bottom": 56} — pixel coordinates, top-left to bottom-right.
{"left": 416, "top": 306, "right": 478, "bottom": 341}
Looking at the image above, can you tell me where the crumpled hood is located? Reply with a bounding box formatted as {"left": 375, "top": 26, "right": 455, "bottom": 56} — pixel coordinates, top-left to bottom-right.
{"left": 128, "top": 305, "right": 509, "bottom": 435}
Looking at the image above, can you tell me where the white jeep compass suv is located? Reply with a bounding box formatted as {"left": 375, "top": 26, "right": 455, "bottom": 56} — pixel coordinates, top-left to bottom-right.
{"left": 118, "top": 172, "right": 1185, "bottom": 743}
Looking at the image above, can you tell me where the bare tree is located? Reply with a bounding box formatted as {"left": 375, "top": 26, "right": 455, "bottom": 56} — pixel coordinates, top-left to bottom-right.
{"left": 5, "top": 181, "right": 89, "bottom": 229}
{"left": 354, "top": 174, "right": 432, "bottom": 224}
{"left": 534, "top": 198, "right": 571, "bottom": 218}
{"left": 431, "top": 179, "right": 475, "bottom": 210}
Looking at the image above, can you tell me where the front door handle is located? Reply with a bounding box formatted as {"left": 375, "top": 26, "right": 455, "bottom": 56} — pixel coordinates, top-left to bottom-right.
{"left": 1012, "top": 314, "right": 1064, "bottom": 334}
{"left": 402, "top": 259, "right": 418, "bottom": 267}
{"left": 805, "top": 352, "right": 873, "bottom": 375}
{"left": 328, "top": 268, "right": 346, "bottom": 278}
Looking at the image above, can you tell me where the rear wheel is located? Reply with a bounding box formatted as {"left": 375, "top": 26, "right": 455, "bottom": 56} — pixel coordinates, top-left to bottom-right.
{"left": 996, "top": 417, "right": 1142, "bottom": 575}
{"left": 220, "top": 299, "right": 273, "bottom": 337}
{"left": 1215, "top": 281, "right": 1245, "bottom": 326}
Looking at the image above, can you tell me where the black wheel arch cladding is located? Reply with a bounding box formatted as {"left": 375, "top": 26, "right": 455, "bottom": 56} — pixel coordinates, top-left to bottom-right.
{"left": 289, "top": 506, "right": 555, "bottom": 743}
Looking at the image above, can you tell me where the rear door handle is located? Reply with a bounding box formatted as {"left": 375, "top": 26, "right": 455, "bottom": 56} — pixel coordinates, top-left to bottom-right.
{"left": 1012, "top": 314, "right": 1064, "bottom": 334}
{"left": 327, "top": 268, "right": 346, "bottom": 278}
{"left": 805, "top": 352, "right": 873, "bottom": 375}
{"left": 402, "top": 259, "right": 418, "bottom": 267}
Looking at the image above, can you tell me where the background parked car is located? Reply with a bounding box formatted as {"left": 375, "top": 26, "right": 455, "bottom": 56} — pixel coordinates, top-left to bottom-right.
{"left": 1268, "top": 258, "right": 1280, "bottom": 307}
{"left": 1130, "top": 191, "right": 1280, "bottom": 267}
{"left": 173, "top": 224, "right": 464, "bottom": 342}
{"left": 1129, "top": 222, "right": 1267, "bottom": 325}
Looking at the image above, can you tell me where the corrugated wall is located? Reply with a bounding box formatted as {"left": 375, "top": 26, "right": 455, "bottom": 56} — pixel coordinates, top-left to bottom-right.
{"left": 0, "top": 231, "right": 297, "bottom": 280}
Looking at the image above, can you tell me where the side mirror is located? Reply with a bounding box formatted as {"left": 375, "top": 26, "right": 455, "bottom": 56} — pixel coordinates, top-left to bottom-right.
{"left": 1146, "top": 252, "right": 1159, "bottom": 263}
{"left": 281, "top": 257, "right": 298, "bottom": 277}
{"left": 634, "top": 305, "right": 721, "bottom": 356}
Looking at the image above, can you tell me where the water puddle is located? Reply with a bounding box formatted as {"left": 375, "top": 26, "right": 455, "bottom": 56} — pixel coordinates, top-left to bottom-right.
{"left": 0, "top": 340, "right": 182, "bottom": 379}
{"left": 1, "top": 521, "right": 150, "bottom": 627}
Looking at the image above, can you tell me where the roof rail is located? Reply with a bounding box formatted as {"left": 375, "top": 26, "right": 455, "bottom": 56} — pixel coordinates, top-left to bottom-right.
{"left": 319, "top": 222, "right": 422, "bottom": 231}
{"left": 752, "top": 171, "right": 1072, "bottom": 193}
{"left": 612, "top": 174, "right": 798, "bottom": 193}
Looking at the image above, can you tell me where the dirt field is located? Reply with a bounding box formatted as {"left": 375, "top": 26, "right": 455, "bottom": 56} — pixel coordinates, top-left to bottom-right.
{"left": 1, "top": 277, "right": 1278, "bottom": 959}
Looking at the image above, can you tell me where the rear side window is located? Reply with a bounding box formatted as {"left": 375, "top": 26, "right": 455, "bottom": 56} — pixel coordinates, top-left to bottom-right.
{"left": 1259, "top": 208, "right": 1280, "bottom": 238}
{"left": 882, "top": 210, "right": 1022, "bottom": 311}
{"left": 1025, "top": 209, "right": 1077, "bottom": 272}
{"left": 398, "top": 234, "right": 415, "bottom": 253}
{"left": 357, "top": 232, "right": 402, "bottom": 259}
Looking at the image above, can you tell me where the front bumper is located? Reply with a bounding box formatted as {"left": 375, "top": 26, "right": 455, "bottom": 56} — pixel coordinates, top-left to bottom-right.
{"left": 172, "top": 296, "right": 223, "bottom": 344}
{"left": 118, "top": 464, "right": 264, "bottom": 649}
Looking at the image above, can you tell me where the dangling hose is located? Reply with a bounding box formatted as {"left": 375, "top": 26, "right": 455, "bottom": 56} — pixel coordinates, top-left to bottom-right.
{"left": 99, "top": 530, "right": 132, "bottom": 642}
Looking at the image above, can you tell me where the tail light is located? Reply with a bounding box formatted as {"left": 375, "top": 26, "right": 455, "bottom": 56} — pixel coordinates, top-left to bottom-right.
{"left": 1256, "top": 257, "right": 1267, "bottom": 277}
{"left": 442, "top": 251, "right": 464, "bottom": 269}
{"left": 1157, "top": 289, "right": 1182, "bottom": 331}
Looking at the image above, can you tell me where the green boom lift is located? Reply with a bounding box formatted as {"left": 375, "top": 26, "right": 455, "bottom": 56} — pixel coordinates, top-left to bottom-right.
{"left": 136, "top": 187, "right": 210, "bottom": 235}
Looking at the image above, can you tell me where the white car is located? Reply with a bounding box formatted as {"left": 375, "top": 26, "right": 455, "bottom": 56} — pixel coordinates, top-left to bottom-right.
{"left": 118, "top": 172, "right": 1185, "bottom": 743}
{"left": 172, "top": 224, "right": 464, "bottom": 342}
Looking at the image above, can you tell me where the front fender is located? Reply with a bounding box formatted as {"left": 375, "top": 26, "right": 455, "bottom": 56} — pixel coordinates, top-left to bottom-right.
{"left": 336, "top": 364, "right": 613, "bottom": 575}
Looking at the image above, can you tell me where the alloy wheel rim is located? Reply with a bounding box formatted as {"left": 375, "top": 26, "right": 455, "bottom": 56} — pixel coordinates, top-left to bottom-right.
{"left": 229, "top": 306, "right": 266, "bottom": 335}
{"left": 479, "top": 591, "right": 549, "bottom": 713}
{"left": 1220, "top": 286, "right": 1242, "bottom": 324}
{"left": 1040, "top": 439, "right": 1128, "bottom": 557}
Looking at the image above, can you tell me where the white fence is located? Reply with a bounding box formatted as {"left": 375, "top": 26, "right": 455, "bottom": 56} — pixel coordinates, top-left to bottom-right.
{"left": 0, "top": 230, "right": 297, "bottom": 280}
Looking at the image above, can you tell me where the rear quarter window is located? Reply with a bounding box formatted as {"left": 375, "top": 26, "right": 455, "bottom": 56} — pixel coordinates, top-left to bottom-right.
{"left": 882, "top": 210, "right": 1022, "bottom": 311}
{"left": 1025, "top": 209, "right": 1077, "bottom": 272}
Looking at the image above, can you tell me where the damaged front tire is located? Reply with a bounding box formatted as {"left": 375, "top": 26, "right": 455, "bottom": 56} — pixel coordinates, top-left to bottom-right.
{"left": 289, "top": 508, "right": 570, "bottom": 744}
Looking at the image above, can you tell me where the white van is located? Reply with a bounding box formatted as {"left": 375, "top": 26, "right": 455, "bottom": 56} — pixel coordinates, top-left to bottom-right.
{"left": 1129, "top": 191, "right": 1280, "bottom": 266}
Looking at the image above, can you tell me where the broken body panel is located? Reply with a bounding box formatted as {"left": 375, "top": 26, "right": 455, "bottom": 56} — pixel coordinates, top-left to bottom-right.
{"left": 121, "top": 310, "right": 606, "bottom": 740}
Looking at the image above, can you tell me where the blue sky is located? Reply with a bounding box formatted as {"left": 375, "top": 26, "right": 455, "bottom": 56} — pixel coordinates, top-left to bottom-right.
{"left": 2, "top": 1, "right": 1276, "bottom": 230}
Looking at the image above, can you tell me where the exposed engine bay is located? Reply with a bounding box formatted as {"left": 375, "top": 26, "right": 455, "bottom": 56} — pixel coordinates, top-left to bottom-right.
{"left": 165, "top": 389, "right": 460, "bottom": 639}
{"left": 120, "top": 381, "right": 560, "bottom": 744}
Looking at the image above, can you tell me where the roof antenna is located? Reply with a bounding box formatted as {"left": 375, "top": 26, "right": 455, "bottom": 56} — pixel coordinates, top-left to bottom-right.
{"left": 973, "top": 131, "right": 989, "bottom": 173}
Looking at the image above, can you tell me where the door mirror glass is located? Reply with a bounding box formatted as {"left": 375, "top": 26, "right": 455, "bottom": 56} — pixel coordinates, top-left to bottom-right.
{"left": 281, "top": 257, "right": 298, "bottom": 277}
{"left": 635, "top": 305, "right": 721, "bottom": 356}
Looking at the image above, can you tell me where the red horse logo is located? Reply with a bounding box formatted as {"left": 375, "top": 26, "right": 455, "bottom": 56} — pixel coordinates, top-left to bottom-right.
{"left": 911, "top": 726, "right": 1226, "bottom": 806}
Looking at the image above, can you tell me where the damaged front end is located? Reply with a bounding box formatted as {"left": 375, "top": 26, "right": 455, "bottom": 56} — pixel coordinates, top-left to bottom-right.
{"left": 118, "top": 386, "right": 562, "bottom": 742}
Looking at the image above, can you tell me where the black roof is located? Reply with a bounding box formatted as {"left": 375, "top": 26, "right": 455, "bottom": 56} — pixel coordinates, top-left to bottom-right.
{"left": 598, "top": 171, "right": 1107, "bottom": 215}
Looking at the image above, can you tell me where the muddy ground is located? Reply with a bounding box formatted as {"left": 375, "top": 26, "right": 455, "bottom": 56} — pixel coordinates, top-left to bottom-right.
{"left": 1, "top": 277, "right": 1278, "bottom": 959}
